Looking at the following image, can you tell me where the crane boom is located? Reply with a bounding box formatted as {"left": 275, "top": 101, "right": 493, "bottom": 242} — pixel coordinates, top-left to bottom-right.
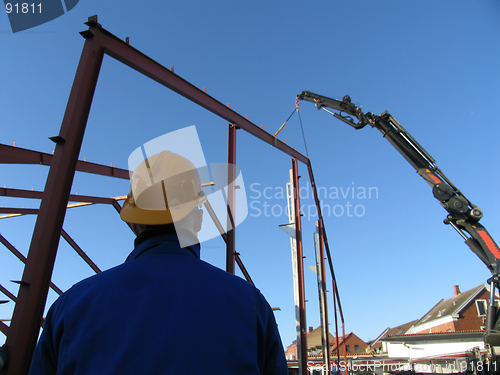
{"left": 297, "top": 90, "right": 500, "bottom": 349}
{"left": 297, "top": 90, "right": 499, "bottom": 275}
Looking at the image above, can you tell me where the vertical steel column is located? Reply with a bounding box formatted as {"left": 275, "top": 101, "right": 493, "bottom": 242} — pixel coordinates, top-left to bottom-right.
{"left": 341, "top": 322, "right": 347, "bottom": 374}
{"left": 332, "top": 280, "right": 341, "bottom": 369}
{"left": 226, "top": 123, "right": 236, "bottom": 274}
{"left": 2, "top": 24, "right": 104, "bottom": 375}
{"left": 292, "top": 158, "right": 308, "bottom": 375}
{"left": 318, "top": 220, "right": 331, "bottom": 374}
{"left": 307, "top": 162, "right": 346, "bottom": 373}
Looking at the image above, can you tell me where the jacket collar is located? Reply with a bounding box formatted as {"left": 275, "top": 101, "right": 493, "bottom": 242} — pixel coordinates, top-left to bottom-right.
{"left": 125, "top": 232, "right": 201, "bottom": 262}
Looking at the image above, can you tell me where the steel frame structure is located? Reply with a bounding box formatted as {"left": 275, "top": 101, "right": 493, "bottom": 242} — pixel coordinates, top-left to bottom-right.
{"left": 0, "top": 16, "right": 346, "bottom": 375}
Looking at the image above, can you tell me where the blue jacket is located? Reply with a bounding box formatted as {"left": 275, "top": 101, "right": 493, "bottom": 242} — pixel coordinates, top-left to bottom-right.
{"left": 29, "top": 233, "right": 288, "bottom": 374}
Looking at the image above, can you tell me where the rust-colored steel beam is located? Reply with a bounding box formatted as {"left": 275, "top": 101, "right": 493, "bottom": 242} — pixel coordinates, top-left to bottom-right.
{"left": 0, "top": 234, "right": 29, "bottom": 265}
{"left": 111, "top": 199, "right": 122, "bottom": 215}
{"left": 1, "top": 16, "right": 313, "bottom": 374}
{"left": 0, "top": 208, "right": 39, "bottom": 216}
{"left": 307, "top": 163, "right": 347, "bottom": 368}
{"left": 226, "top": 124, "right": 236, "bottom": 274}
{"left": 234, "top": 253, "right": 254, "bottom": 286}
{"left": 0, "top": 285, "right": 15, "bottom": 337}
{"left": 203, "top": 200, "right": 254, "bottom": 286}
{"left": 2, "top": 22, "right": 105, "bottom": 375}
{"left": 292, "top": 158, "right": 308, "bottom": 375}
{"left": 111, "top": 200, "right": 135, "bottom": 233}
{"left": 0, "top": 322, "right": 8, "bottom": 336}
{"left": 342, "top": 323, "right": 347, "bottom": 374}
{"left": 0, "top": 235, "right": 63, "bottom": 296}
{"left": 318, "top": 220, "right": 331, "bottom": 375}
{"left": 0, "top": 204, "right": 111, "bottom": 220}
{"left": 307, "top": 163, "right": 345, "bottom": 319}
{"left": 0, "top": 187, "right": 45, "bottom": 200}
{"left": 324, "top": 243, "right": 344, "bottom": 319}
{"left": 0, "top": 144, "right": 129, "bottom": 180}
{"left": 0, "top": 285, "right": 17, "bottom": 303}
{"left": 332, "top": 280, "right": 340, "bottom": 367}
{"left": 0, "top": 193, "right": 125, "bottom": 221}
{"left": 204, "top": 200, "right": 228, "bottom": 243}
{"left": 0, "top": 187, "right": 120, "bottom": 205}
{"left": 61, "top": 230, "right": 101, "bottom": 274}
{"left": 85, "top": 21, "right": 309, "bottom": 165}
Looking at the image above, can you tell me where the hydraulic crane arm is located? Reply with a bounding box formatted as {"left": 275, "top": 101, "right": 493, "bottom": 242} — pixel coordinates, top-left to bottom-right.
{"left": 297, "top": 90, "right": 500, "bottom": 277}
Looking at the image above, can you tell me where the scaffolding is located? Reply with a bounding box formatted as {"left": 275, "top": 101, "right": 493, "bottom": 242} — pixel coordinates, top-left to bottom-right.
{"left": 0, "top": 16, "right": 347, "bottom": 375}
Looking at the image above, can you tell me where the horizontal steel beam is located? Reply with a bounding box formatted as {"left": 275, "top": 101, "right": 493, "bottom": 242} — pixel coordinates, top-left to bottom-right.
{"left": 0, "top": 144, "right": 129, "bottom": 180}
{"left": 0, "top": 208, "right": 39, "bottom": 216}
{"left": 0, "top": 187, "right": 122, "bottom": 205}
{"left": 89, "top": 24, "right": 309, "bottom": 165}
{"left": 0, "top": 191, "right": 126, "bottom": 220}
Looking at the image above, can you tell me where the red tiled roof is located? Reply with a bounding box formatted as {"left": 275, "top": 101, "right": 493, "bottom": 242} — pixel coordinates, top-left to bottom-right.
{"left": 389, "top": 329, "right": 483, "bottom": 338}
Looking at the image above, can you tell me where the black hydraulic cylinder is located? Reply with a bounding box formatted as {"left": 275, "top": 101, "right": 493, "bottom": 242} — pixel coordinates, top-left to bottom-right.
{"left": 374, "top": 115, "right": 430, "bottom": 171}
{"left": 465, "top": 238, "right": 492, "bottom": 270}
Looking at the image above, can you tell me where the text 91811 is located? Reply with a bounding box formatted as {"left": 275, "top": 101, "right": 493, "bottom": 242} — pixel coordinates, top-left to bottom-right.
{"left": 6, "top": 3, "right": 42, "bottom": 13}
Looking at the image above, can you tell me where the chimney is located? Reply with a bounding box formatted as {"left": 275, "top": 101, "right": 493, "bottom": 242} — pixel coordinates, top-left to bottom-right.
{"left": 309, "top": 326, "right": 313, "bottom": 333}
{"left": 454, "top": 285, "right": 461, "bottom": 296}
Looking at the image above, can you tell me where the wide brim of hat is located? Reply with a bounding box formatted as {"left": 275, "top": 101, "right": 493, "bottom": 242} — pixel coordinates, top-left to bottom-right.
{"left": 119, "top": 195, "right": 205, "bottom": 225}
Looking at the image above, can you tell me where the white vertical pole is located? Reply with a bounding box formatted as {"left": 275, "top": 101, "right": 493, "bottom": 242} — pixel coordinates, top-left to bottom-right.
{"left": 286, "top": 170, "right": 302, "bottom": 372}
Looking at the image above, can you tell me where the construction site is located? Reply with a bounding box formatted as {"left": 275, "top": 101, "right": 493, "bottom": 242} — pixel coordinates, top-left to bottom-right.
{"left": 1, "top": 3, "right": 499, "bottom": 375}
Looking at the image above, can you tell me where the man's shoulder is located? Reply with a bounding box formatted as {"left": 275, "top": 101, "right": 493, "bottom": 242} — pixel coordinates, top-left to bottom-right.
{"left": 63, "top": 252, "right": 265, "bottom": 303}
{"left": 197, "top": 258, "right": 266, "bottom": 295}
{"left": 57, "top": 259, "right": 134, "bottom": 303}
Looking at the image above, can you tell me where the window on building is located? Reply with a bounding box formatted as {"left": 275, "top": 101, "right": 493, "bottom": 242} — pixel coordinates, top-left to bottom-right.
{"left": 476, "top": 299, "right": 487, "bottom": 317}
{"left": 422, "top": 314, "right": 432, "bottom": 322}
{"left": 355, "top": 345, "right": 359, "bottom": 351}
{"left": 346, "top": 345, "right": 350, "bottom": 352}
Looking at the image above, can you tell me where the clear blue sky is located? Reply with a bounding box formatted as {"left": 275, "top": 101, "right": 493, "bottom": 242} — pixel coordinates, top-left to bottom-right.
{"left": 1, "top": 0, "right": 499, "bottom": 350}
